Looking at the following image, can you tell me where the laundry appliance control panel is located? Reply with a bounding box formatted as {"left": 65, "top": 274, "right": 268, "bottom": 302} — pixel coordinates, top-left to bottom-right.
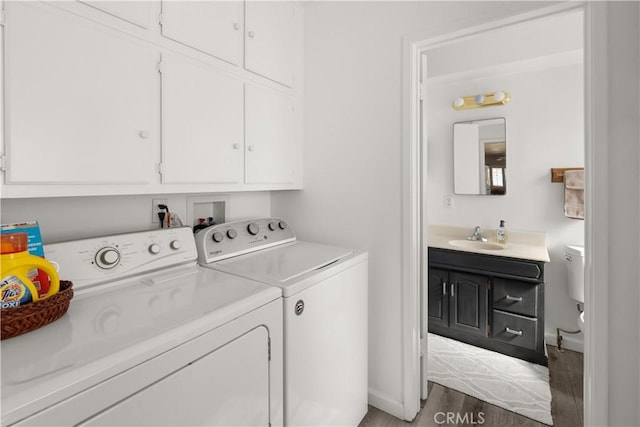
{"left": 196, "top": 217, "right": 296, "bottom": 264}
{"left": 44, "top": 227, "right": 197, "bottom": 290}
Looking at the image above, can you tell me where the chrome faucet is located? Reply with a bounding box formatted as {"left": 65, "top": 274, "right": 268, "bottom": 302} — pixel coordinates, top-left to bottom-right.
{"left": 467, "top": 226, "right": 487, "bottom": 242}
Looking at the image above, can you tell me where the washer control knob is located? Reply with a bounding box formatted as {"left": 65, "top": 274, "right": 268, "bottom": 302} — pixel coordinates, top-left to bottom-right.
{"left": 268, "top": 222, "right": 277, "bottom": 231}
{"left": 149, "top": 243, "right": 161, "bottom": 255}
{"left": 170, "top": 240, "right": 181, "bottom": 250}
{"left": 278, "top": 221, "right": 287, "bottom": 230}
{"left": 247, "top": 223, "right": 259, "bottom": 235}
{"left": 95, "top": 247, "right": 120, "bottom": 269}
{"left": 227, "top": 229, "right": 237, "bottom": 239}
{"left": 212, "top": 232, "right": 224, "bottom": 243}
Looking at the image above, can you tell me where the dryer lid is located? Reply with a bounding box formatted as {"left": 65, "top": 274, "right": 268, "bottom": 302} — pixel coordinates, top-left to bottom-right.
{"left": 216, "top": 241, "right": 353, "bottom": 284}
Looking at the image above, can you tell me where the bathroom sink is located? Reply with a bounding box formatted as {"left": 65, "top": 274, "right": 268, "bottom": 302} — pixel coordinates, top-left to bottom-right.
{"left": 448, "top": 240, "right": 505, "bottom": 251}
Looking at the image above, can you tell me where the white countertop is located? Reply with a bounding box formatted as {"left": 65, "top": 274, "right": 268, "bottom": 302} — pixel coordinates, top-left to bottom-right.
{"left": 428, "top": 225, "right": 550, "bottom": 263}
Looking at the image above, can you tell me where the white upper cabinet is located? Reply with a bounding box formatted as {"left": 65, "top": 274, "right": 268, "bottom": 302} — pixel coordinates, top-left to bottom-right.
{"left": 245, "top": 1, "right": 296, "bottom": 87}
{"left": 160, "top": 1, "right": 243, "bottom": 66}
{"left": 245, "top": 85, "right": 298, "bottom": 185}
{"left": 1, "top": 1, "right": 302, "bottom": 197}
{"left": 160, "top": 55, "right": 243, "bottom": 184}
{"left": 4, "top": 2, "right": 158, "bottom": 186}
{"left": 79, "top": 1, "right": 159, "bottom": 29}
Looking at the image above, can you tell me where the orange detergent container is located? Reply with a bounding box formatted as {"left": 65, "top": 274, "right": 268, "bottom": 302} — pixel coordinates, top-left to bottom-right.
{"left": 1, "top": 233, "right": 60, "bottom": 309}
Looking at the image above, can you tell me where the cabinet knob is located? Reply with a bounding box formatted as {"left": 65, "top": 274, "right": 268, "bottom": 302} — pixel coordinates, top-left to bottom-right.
{"left": 233, "top": 143, "right": 240, "bottom": 150}
{"left": 138, "top": 130, "right": 150, "bottom": 139}
{"left": 247, "top": 145, "right": 255, "bottom": 152}
{"left": 248, "top": 30, "right": 255, "bottom": 38}
{"left": 505, "top": 327, "right": 523, "bottom": 336}
{"left": 233, "top": 22, "right": 240, "bottom": 31}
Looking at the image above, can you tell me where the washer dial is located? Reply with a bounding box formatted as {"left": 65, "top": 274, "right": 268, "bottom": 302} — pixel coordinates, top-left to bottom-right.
{"left": 247, "top": 223, "right": 260, "bottom": 235}
{"left": 95, "top": 247, "right": 120, "bottom": 269}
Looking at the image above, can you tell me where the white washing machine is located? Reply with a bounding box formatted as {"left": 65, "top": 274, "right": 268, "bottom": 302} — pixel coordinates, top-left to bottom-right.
{"left": 195, "top": 217, "right": 368, "bottom": 427}
{"left": 1, "top": 227, "right": 283, "bottom": 427}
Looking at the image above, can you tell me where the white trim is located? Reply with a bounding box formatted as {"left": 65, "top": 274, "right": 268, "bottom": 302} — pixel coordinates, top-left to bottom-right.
{"left": 367, "top": 389, "right": 404, "bottom": 420}
{"left": 402, "top": 1, "right": 597, "bottom": 424}
{"left": 583, "top": 3, "right": 608, "bottom": 426}
{"left": 400, "top": 28, "right": 422, "bottom": 422}
{"left": 545, "top": 332, "right": 585, "bottom": 354}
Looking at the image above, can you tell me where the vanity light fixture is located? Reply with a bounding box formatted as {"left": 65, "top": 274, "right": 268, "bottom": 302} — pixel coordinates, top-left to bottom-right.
{"left": 452, "top": 91, "right": 510, "bottom": 110}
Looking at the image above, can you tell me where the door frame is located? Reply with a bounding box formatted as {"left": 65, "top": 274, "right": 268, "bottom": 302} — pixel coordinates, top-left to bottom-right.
{"left": 401, "top": 1, "right": 605, "bottom": 423}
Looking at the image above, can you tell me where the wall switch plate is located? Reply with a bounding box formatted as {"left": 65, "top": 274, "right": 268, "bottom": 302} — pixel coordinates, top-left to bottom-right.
{"left": 152, "top": 198, "right": 169, "bottom": 223}
{"left": 444, "top": 195, "right": 455, "bottom": 209}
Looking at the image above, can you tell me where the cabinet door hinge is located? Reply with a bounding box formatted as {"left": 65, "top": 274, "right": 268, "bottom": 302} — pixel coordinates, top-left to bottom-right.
{"left": 419, "top": 83, "right": 424, "bottom": 101}
{"left": 157, "top": 162, "right": 164, "bottom": 175}
{"left": 158, "top": 13, "right": 164, "bottom": 27}
{"left": 0, "top": 155, "right": 6, "bottom": 172}
{"left": 156, "top": 59, "right": 163, "bottom": 74}
{"left": 268, "top": 337, "right": 271, "bottom": 361}
{"left": 0, "top": 10, "right": 6, "bottom": 27}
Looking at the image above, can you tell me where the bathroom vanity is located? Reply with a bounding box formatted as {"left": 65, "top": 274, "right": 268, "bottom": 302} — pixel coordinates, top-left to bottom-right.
{"left": 428, "top": 225, "right": 550, "bottom": 365}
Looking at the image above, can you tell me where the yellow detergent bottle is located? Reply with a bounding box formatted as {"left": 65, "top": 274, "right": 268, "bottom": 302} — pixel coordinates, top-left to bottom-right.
{"left": 1, "top": 233, "right": 60, "bottom": 309}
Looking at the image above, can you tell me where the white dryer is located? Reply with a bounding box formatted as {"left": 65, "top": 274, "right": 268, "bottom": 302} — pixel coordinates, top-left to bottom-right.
{"left": 196, "top": 217, "right": 368, "bottom": 427}
{"left": 1, "top": 227, "right": 283, "bottom": 427}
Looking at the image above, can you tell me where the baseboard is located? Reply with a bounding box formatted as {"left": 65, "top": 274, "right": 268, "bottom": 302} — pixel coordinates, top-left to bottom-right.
{"left": 545, "top": 331, "right": 584, "bottom": 353}
{"left": 368, "top": 388, "right": 405, "bottom": 420}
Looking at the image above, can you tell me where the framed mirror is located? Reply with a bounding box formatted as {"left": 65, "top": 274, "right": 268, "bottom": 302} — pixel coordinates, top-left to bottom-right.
{"left": 453, "top": 117, "right": 506, "bottom": 195}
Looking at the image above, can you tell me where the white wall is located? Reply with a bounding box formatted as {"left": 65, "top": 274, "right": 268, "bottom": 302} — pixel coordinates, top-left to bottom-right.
{"left": 271, "top": 0, "right": 559, "bottom": 416}
{"left": 0, "top": 192, "right": 270, "bottom": 243}
{"left": 592, "top": 2, "right": 640, "bottom": 425}
{"left": 426, "top": 47, "right": 584, "bottom": 349}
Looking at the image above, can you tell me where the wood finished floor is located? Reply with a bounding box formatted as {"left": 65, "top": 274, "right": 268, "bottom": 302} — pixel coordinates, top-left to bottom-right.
{"left": 359, "top": 346, "right": 583, "bottom": 427}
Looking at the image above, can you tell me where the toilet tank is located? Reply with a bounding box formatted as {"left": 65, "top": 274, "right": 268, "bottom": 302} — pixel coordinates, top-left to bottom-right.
{"left": 564, "top": 244, "right": 585, "bottom": 303}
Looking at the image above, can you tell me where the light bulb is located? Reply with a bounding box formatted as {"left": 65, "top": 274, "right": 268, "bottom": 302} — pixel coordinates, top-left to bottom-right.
{"left": 453, "top": 98, "right": 465, "bottom": 108}
{"left": 475, "top": 94, "right": 485, "bottom": 104}
{"left": 494, "top": 91, "right": 506, "bottom": 102}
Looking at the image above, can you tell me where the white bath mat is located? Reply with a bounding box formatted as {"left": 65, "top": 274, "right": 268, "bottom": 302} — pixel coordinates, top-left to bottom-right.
{"left": 428, "top": 333, "right": 553, "bottom": 425}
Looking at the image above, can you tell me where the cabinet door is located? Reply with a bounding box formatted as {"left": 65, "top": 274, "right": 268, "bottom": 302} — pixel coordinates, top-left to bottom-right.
{"left": 160, "top": 1, "right": 243, "bottom": 66}
{"left": 428, "top": 268, "right": 449, "bottom": 330}
{"left": 4, "top": 3, "right": 157, "bottom": 185}
{"left": 245, "top": 85, "right": 298, "bottom": 185}
{"left": 80, "top": 1, "right": 159, "bottom": 29}
{"left": 449, "top": 271, "right": 488, "bottom": 337}
{"left": 245, "top": 1, "right": 295, "bottom": 87}
{"left": 161, "top": 55, "right": 243, "bottom": 184}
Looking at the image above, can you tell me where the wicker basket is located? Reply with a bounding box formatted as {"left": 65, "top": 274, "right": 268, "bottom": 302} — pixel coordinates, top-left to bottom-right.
{"left": 1, "top": 280, "right": 74, "bottom": 340}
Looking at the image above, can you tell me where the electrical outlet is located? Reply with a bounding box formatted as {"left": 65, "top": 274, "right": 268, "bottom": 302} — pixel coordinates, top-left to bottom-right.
{"left": 444, "top": 195, "right": 455, "bottom": 209}
{"left": 152, "top": 198, "right": 168, "bottom": 223}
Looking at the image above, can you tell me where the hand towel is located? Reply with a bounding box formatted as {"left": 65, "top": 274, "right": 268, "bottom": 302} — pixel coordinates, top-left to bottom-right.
{"left": 564, "top": 169, "right": 584, "bottom": 220}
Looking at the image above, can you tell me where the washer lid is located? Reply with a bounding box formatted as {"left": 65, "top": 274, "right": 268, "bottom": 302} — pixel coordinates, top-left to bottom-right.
{"left": 217, "top": 241, "right": 353, "bottom": 284}
{"left": 1, "top": 266, "right": 279, "bottom": 423}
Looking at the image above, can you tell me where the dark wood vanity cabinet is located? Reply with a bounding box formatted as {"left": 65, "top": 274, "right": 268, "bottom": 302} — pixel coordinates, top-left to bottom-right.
{"left": 428, "top": 247, "right": 547, "bottom": 365}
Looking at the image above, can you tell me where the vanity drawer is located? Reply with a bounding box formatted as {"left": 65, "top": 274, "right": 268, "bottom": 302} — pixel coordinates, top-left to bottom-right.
{"left": 492, "top": 310, "right": 538, "bottom": 351}
{"left": 492, "top": 278, "right": 539, "bottom": 317}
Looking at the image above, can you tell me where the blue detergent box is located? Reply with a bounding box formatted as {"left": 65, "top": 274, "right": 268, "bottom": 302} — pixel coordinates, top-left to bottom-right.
{"left": 1, "top": 221, "right": 45, "bottom": 257}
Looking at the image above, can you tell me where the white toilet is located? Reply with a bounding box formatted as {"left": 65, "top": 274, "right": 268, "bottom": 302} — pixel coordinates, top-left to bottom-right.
{"left": 564, "top": 244, "right": 585, "bottom": 331}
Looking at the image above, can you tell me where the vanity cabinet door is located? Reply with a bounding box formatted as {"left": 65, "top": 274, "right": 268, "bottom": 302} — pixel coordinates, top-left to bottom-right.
{"left": 448, "top": 272, "right": 488, "bottom": 338}
{"left": 428, "top": 268, "right": 449, "bottom": 330}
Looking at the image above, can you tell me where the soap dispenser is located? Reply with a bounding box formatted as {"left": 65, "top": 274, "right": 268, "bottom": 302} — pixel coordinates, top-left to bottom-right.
{"left": 497, "top": 220, "right": 508, "bottom": 244}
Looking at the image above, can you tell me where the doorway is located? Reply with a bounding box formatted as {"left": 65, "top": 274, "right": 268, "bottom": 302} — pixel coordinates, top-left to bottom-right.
{"left": 401, "top": 2, "right": 597, "bottom": 424}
